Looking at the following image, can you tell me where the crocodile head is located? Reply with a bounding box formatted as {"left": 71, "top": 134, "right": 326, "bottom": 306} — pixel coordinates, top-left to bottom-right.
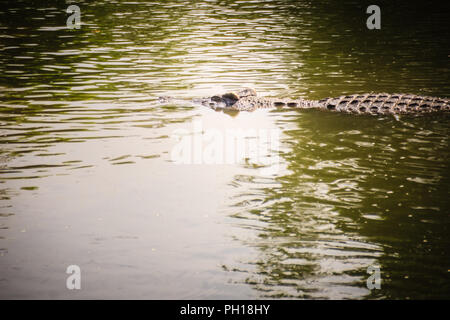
{"left": 199, "top": 88, "right": 257, "bottom": 110}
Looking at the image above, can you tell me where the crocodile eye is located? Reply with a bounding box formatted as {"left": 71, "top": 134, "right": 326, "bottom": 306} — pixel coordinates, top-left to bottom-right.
{"left": 221, "top": 92, "right": 240, "bottom": 106}
{"left": 287, "top": 102, "right": 298, "bottom": 108}
{"left": 211, "top": 96, "right": 222, "bottom": 102}
{"left": 274, "top": 102, "right": 286, "bottom": 107}
{"left": 222, "top": 92, "right": 239, "bottom": 100}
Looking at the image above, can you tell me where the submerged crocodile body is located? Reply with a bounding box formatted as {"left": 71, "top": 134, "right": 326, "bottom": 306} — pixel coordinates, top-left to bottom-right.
{"left": 160, "top": 88, "right": 450, "bottom": 116}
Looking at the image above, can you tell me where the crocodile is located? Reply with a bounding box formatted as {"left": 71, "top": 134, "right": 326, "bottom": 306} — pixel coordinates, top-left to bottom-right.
{"left": 159, "top": 88, "right": 450, "bottom": 116}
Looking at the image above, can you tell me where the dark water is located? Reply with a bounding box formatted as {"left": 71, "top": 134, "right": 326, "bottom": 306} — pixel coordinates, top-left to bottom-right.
{"left": 0, "top": 0, "right": 449, "bottom": 299}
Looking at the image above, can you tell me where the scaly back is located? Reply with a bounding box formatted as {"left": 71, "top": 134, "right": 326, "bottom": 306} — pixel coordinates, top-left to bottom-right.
{"left": 229, "top": 92, "right": 450, "bottom": 115}
{"left": 317, "top": 93, "right": 449, "bottom": 115}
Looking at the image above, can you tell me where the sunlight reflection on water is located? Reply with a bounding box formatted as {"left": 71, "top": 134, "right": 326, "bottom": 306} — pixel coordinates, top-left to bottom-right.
{"left": 0, "top": 0, "right": 449, "bottom": 299}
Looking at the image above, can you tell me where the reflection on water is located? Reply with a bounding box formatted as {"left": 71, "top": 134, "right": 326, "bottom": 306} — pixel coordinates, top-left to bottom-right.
{"left": 227, "top": 112, "right": 450, "bottom": 298}
{"left": 0, "top": 0, "right": 449, "bottom": 299}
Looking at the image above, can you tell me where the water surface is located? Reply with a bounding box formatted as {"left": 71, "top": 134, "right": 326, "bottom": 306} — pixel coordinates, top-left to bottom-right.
{"left": 0, "top": 0, "right": 449, "bottom": 299}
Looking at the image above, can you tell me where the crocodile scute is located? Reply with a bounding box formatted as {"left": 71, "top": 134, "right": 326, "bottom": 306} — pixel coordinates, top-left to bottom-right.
{"left": 223, "top": 89, "right": 450, "bottom": 115}
{"left": 317, "top": 93, "right": 450, "bottom": 115}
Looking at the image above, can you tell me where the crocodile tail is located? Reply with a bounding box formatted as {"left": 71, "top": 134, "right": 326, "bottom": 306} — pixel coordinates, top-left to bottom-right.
{"left": 317, "top": 93, "right": 450, "bottom": 115}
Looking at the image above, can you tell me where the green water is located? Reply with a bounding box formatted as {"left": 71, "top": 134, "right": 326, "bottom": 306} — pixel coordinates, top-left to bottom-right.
{"left": 0, "top": 0, "right": 449, "bottom": 299}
